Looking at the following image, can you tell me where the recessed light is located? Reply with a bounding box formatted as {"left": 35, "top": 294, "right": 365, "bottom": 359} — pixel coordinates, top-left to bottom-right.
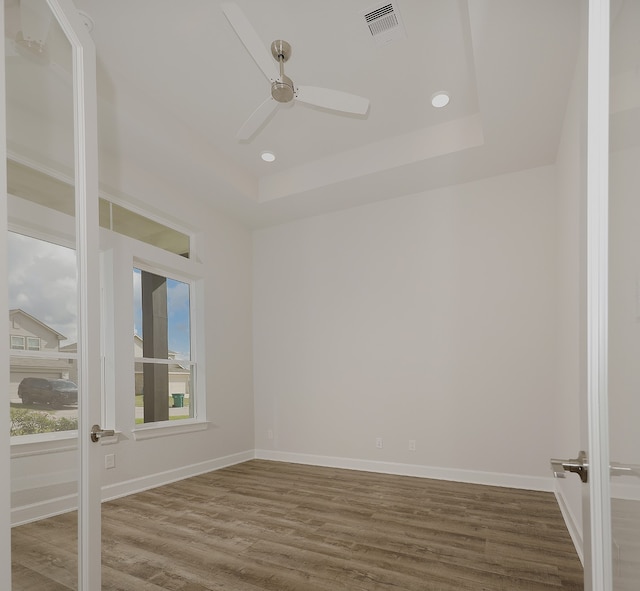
{"left": 261, "top": 151, "right": 276, "bottom": 162}
{"left": 431, "top": 92, "right": 450, "bottom": 108}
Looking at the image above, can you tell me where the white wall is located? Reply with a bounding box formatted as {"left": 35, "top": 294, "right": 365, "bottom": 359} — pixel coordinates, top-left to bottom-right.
{"left": 100, "top": 197, "right": 255, "bottom": 492}
{"left": 254, "top": 166, "right": 559, "bottom": 485}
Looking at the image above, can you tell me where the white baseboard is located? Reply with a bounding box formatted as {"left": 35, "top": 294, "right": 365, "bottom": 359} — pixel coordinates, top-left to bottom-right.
{"left": 101, "top": 450, "right": 254, "bottom": 502}
{"left": 13, "top": 449, "right": 569, "bottom": 528}
{"left": 554, "top": 485, "right": 584, "bottom": 565}
{"left": 254, "top": 449, "right": 555, "bottom": 492}
{"left": 11, "top": 450, "right": 254, "bottom": 527}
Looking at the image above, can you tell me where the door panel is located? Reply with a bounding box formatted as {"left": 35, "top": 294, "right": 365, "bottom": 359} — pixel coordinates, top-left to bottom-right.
{"left": 557, "top": 2, "right": 640, "bottom": 588}
{"left": 5, "top": 0, "right": 100, "bottom": 588}
{"left": 609, "top": 3, "right": 640, "bottom": 588}
{"left": 6, "top": 1, "right": 80, "bottom": 588}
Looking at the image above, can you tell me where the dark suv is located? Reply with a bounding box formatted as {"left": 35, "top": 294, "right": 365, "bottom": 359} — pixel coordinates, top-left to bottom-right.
{"left": 18, "top": 377, "right": 78, "bottom": 407}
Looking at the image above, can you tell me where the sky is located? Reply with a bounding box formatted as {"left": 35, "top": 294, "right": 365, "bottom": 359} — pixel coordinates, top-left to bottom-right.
{"left": 8, "top": 232, "right": 191, "bottom": 359}
{"left": 8, "top": 232, "right": 77, "bottom": 343}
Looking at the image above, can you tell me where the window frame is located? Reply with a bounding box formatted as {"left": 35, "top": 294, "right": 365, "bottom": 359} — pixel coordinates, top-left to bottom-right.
{"left": 132, "top": 262, "right": 198, "bottom": 427}
{"left": 26, "top": 337, "right": 41, "bottom": 351}
{"left": 10, "top": 336, "right": 25, "bottom": 350}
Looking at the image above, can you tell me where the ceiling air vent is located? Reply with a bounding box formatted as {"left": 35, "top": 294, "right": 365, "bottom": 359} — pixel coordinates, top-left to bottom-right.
{"left": 362, "top": 2, "right": 406, "bottom": 46}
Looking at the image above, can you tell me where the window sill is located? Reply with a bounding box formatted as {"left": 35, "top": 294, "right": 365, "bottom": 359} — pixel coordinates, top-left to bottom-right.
{"left": 132, "top": 420, "right": 209, "bottom": 441}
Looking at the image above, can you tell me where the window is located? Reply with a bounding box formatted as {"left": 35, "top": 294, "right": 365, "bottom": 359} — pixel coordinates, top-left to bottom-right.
{"left": 10, "top": 336, "right": 25, "bottom": 350}
{"left": 102, "top": 202, "right": 190, "bottom": 258}
{"left": 26, "top": 337, "right": 41, "bottom": 351}
{"left": 133, "top": 267, "right": 195, "bottom": 424}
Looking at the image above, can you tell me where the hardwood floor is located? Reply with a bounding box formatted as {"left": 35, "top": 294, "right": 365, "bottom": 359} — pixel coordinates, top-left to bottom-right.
{"left": 12, "top": 460, "right": 583, "bottom": 590}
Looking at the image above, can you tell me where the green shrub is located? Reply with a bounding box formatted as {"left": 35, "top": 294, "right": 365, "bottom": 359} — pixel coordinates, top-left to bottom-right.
{"left": 10, "top": 408, "right": 78, "bottom": 436}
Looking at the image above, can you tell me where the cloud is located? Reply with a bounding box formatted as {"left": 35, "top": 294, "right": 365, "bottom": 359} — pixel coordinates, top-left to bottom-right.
{"left": 8, "top": 232, "right": 77, "bottom": 343}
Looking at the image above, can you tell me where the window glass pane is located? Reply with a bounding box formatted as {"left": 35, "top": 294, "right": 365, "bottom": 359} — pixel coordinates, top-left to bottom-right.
{"left": 135, "top": 362, "right": 194, "bottom": 424}
{"left": 8, "top": 232, "right": 77, "bottom": 436}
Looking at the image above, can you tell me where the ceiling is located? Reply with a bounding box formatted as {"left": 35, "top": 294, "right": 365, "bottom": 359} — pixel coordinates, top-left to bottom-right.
{"left": 6, "top": 0, "right": 584, "bottom": 228}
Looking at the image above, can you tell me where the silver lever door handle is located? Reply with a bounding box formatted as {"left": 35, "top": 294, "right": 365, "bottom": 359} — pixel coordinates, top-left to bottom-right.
{"left": 550, "top": 450, "right": 589, "bottom": 483}
{"left": 90, "top": 424, "right": 115, "bottom": 442}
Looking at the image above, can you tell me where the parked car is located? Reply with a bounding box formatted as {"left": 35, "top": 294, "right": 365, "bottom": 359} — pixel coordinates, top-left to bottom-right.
{"left": 18, "top": 377, "right": 78, "bottom": 407}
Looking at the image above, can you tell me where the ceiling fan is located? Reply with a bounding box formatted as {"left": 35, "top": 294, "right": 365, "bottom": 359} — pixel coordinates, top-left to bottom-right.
{"left": 221, "top": 2, "right": 370, "bottom": 141}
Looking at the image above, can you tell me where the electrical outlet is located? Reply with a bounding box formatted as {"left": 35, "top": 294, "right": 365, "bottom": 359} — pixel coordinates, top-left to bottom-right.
{"left": 376, "top": 437, "right": 383, "bottom": 449}
{"left": 105, "top": 453, "right": 115, "bottom": 469}
{"left": 267, "top": 429, "right": 274, "bottom": 440}
{"left": 409, "top": 439, "right": 416, "bottom": 451}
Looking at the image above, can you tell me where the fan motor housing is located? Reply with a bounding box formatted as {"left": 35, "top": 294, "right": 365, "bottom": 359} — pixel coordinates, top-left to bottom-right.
{"left": 271, "top": 75, "right": 295, "bottom": 103}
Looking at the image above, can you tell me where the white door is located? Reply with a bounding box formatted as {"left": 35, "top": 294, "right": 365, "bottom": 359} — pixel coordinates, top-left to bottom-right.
{"left": 3, "top": 0, "right": 101, "bottom": 588}
{"left": 554, "top": 1, "right": 640, "bottom": 590}
{"left": 607, "top": 1, "right": 640, "bottom": 588}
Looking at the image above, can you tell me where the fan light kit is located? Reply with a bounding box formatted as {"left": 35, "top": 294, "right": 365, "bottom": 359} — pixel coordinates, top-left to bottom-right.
{"left": 261, "top": 151, "right": 276, "bottom": 162}
{"left": 222, "top": 2, "right": 370, "bottom": 141}
{"left": 431, "top": 92, "right": 450, "bottom": 108}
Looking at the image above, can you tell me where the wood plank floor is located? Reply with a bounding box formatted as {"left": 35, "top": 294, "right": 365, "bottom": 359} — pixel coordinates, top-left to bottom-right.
{"left": 12, "top": 460, "right": 583, "bottom": 590}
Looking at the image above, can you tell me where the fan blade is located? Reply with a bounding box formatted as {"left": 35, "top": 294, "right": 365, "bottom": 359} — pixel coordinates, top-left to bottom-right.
{"left": 295, "top": 86, "right": 370, "bottom": 115}
{"left": 221, "top": 2, "right": 278, "bottom": 82}
{"left": 237, "top": 97, "right": 279, "bottom": 140}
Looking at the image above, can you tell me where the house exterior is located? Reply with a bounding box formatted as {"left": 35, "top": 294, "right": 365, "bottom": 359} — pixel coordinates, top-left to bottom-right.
{"left": 8, "top": 309, "right": 72, "bottom": 400}
{"left": 9, "top": 308, "right": 66, "bottom": 353}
